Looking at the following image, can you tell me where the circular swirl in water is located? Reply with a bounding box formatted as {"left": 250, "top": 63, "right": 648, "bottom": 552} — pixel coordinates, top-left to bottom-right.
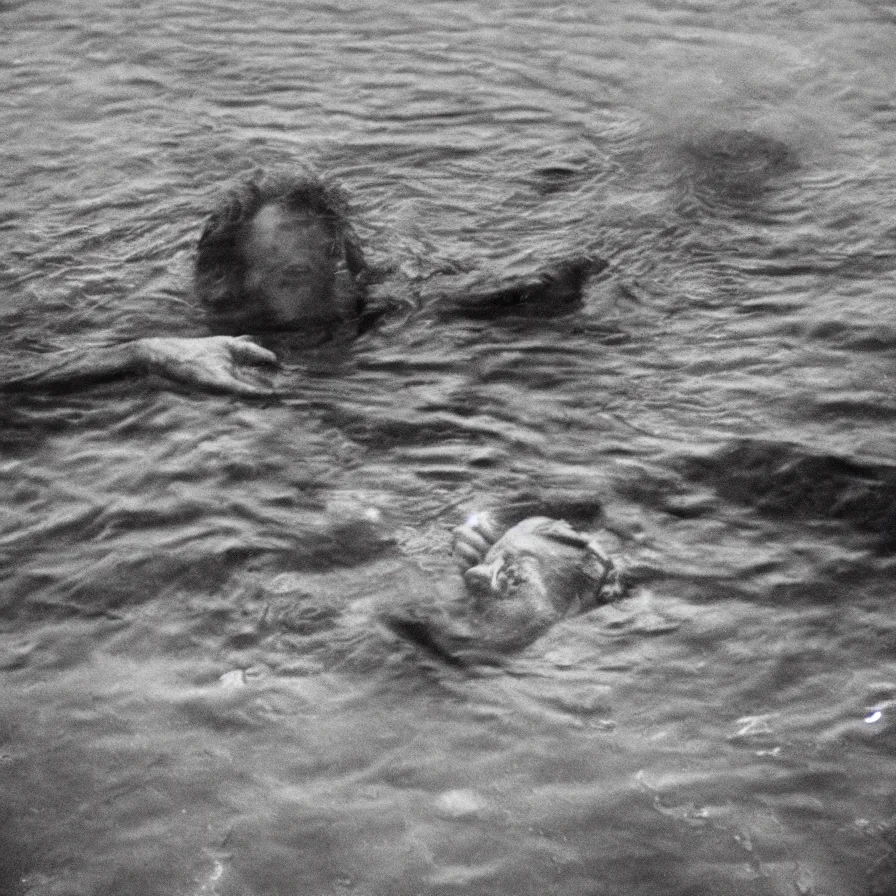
{"left": 674, "top": 128, "right": 800, "bottom": 216}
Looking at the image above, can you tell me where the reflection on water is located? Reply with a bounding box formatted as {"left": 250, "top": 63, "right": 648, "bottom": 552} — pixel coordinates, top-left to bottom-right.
{"left": 1, "top": 0, "right": 896, "bottom": 894}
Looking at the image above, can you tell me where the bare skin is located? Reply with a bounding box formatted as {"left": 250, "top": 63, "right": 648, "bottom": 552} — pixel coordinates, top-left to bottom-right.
{"left": 135, "top": 336, "right": 279, "bottom": 396}
{"left": 2, "top": 335, "right": 279, "bottom": 396}
{"left": 5, "top": 187, "right": 604, "bottom": 397}
{"left": 385, "top": 512, "right": 623, "bottom": 663}
{"left": 2, "top": 203, "right": 350, "bottom": 397}
{"left": 238, "top": 204, "right": 358, "bottom": 329}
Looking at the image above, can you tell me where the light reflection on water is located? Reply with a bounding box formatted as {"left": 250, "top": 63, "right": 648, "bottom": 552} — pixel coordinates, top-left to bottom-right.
{"left": 1, "top": 0, "right": 896, "bottom": 894}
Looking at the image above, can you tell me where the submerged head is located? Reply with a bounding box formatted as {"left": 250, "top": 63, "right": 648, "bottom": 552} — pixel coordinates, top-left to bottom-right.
{"left": 194, "top": 174, "right": 367, "bottom": 332}
{"left": 463, "top": 517, "right": 616, "bottom": 613}
{"left": 385, "top": 516, "right": 621, "bottom": 663}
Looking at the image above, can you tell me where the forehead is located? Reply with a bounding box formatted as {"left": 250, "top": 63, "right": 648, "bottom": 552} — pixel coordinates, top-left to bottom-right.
{"left": 485, "top": 544, "right": 542, "bottom": 573}
{"left": 486, "top": 531, "right": 576, "bottom": 567}
{"left": 241, "top": 202, "right": 331, "bottom": 260}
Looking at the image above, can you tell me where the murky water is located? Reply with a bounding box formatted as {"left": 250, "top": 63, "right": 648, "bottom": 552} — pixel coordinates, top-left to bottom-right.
{"left": 2, "top": 1, "right": 895, "bottom": 893}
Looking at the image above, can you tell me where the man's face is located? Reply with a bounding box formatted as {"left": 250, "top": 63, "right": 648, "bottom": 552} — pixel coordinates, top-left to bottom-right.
{"left": 238, "top": 202, "right": 341, "bottom": 329}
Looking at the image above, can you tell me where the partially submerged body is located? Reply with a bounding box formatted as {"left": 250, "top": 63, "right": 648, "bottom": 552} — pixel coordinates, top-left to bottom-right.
{"left": 3, "top": 172, "right": 605, "bottom": 397}
{"left": 0, "top": 335, "right": 280, "bottom": 397}
{"left": 385, "top": 512, "right": 625, "bottom": 664}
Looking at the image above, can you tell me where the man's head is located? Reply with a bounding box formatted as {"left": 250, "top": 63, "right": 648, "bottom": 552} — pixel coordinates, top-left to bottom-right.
{"left": 194, "top": 174, "right": 367, "bottom": 332}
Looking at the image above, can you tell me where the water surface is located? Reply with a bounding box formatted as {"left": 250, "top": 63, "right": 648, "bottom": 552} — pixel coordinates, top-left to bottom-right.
{"left": 1, "top": 1, "right": 895, "bottom": 894}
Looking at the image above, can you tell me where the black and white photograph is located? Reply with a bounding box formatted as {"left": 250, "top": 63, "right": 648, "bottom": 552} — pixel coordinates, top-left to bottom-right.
{"left": 1, "top": 1, "right": 895, "bottom": 893}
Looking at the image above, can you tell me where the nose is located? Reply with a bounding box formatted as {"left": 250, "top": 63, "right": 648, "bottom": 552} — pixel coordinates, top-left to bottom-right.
{"left": 463, "top": 563, "right": 495, "bottom": 598}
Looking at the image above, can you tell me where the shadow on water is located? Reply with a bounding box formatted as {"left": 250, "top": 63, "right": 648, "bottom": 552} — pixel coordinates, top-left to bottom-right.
{"left": 423, "top": 254, "right": 609, "bottom": 320}
{"left": 1, "top": 508, "right": 394, "bottom": 624}
{"left": 527, "top": 164, "right": 597, "bottom": 196}
{"left": 670, "top": 127, "right": 800, "bottom": 220}
{"left": 679, "top": 438, "right": 896, "bottom": 550}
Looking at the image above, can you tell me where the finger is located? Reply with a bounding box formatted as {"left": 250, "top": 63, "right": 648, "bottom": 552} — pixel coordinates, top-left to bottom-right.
{"left": 453, "top": 525, "right": 493, "bottom": 558}
{"left": 189, "top": 363, "right": 277, "bottom": 397}
{"left": 230, "top": 339, "right": 279, "bottom": 366}
{"left": 454, "top": 539, "right": 487, "bottom": 571}
{"left": 472, "top": 512, "right": 501, "bottom": 544}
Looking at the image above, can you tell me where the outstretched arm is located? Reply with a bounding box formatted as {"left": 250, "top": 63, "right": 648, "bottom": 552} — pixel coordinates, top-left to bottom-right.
{"left": 135, "top": 336, "right": 279, "bottom": 396}
{"left": 1, "top": 336, "right": 279, "bottom": 397}
{"left": 422, "top": 255, "right": 609, "bottom": 319}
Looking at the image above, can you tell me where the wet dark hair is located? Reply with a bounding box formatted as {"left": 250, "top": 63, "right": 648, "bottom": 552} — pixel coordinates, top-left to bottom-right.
{"left": 194, "top": 173, "right": 368, "bottom": 315}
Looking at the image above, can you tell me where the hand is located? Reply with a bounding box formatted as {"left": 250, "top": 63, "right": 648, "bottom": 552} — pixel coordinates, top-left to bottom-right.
{"left": 452, "top": 511, "right": 501, "bottom": 571}
{"left": 134, "top": 336, "right": 279, "bottom": 396}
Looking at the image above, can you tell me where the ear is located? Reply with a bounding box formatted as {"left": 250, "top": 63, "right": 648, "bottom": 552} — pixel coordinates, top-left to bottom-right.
{"left": 579, "top": 545, "right": 624, "bottom": 602}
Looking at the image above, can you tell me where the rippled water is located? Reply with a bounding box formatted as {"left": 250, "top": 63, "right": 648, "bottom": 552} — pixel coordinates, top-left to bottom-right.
{"left": 2, "top": 1, "right": 896, "bottom": 894}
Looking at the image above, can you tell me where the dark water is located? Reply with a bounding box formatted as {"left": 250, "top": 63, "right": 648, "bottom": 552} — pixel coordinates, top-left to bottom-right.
{"left": 2, "top": 1, "right": 896, "bottom": 894}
